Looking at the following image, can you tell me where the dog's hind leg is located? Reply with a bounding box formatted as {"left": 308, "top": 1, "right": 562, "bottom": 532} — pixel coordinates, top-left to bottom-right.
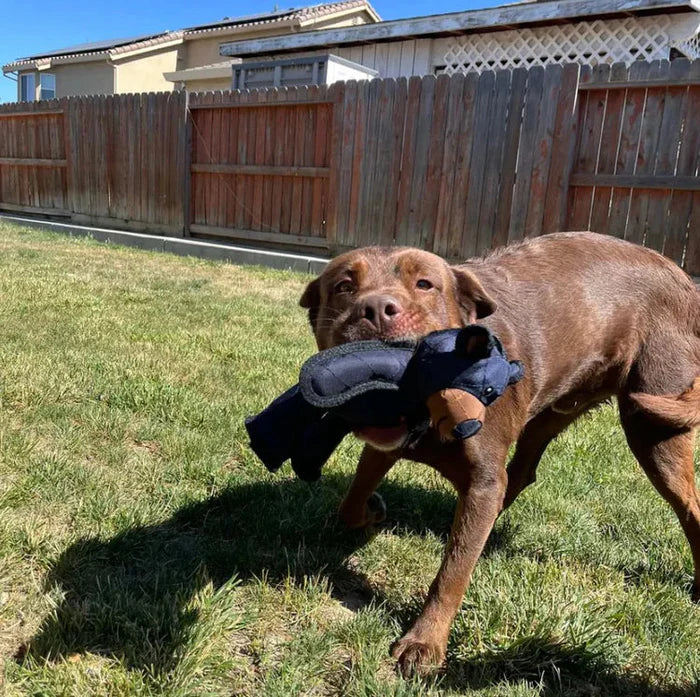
{"left": 502, "top": 408, "right": 583, "bottom": 509}
{"left": 619, "top": 391, "right": 700, "bottom": 601}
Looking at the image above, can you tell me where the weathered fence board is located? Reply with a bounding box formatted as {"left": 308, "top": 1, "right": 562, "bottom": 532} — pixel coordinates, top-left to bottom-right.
{"left": 0, "top": 93, "right": 186, "bottom": 235}
{"left": 565, "top": 58, "right": 700, "bottom": 272}
{"left": 0, "top": 100, "right": 68, "bottom": 215}
{"left": 0, "top": 59, "right": 698, "bottom": 272}
{"left": 188, "top": 87, "right": 334, "bottom": 248}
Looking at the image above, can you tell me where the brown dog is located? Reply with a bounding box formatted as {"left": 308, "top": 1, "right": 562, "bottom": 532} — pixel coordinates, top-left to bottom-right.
{"left": 299, "top": 231, "right": 700, "bottom": 677}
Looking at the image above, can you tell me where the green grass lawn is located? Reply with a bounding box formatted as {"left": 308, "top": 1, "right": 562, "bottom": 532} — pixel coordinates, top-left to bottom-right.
{"left": 0, "top": 220, "right": 698, "bottom": 697}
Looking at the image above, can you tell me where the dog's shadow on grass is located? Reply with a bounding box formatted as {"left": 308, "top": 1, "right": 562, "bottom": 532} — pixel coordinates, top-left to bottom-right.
{"left": 442, "top": 636, "right": 697, "bottom": 697}
{"left": 21, "top": 473, "right": 691, "bottom": 695}
{"left": 21, "top": 472, "right": 462, "bottom": 675}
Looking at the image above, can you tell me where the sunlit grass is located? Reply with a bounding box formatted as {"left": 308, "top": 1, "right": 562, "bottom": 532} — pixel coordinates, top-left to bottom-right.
{"left": 0, "top": 220, "right": 698, "bottom": 696}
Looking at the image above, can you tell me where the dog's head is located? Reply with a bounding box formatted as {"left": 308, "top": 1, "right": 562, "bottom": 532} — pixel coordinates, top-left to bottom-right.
{"left": 300, "top": 247, "right": 496, "bottom": 350}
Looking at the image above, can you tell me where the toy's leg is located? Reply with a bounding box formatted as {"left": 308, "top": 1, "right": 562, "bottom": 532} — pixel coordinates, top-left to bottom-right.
{"left": 392, "top": 437, "right": 509, "bottom": 677}
{"left": 339, "top": 445, "right": 397, "bottom": 529}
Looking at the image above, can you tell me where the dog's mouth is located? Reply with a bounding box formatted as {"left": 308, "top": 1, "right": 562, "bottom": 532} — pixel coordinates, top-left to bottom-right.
{"left": 378, "top": 332, "right": 422, "bottom": 344}
{"left": 337, "top": 327, "right": 423, "bottom": 346}
{"left": 353, "top": 423, "right": 409, "bottom": 451}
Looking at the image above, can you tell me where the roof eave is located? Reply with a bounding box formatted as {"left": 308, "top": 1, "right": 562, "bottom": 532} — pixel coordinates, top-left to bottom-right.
{"left": 109, "top": 36, "right": 185, "bottom": 61}
{"left": 183, "top": 16, "right": 298, "bottom": 40}
{"left": 3, "top": 52, "right": 111, "bottom": 72}
{"left": 220, "top": 0, "right": 700, "bottom": 57}
{"left": 2, "top": 32, "right": 182, "bottom": 72}
{"left": 164, "top": 61, "right": 241, "bottom": 82}
{"left": 297, "top": 4, "right": 381, "bottom": 27}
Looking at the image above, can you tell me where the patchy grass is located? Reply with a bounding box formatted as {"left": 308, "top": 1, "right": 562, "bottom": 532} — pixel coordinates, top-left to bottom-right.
{"left": 0, "top": 220, "right": 699, "bottom": 697}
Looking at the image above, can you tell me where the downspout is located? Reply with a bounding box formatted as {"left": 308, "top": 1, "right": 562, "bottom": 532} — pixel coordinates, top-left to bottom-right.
{"left": 2, "top": 71, "right": 18, "bottom": 102}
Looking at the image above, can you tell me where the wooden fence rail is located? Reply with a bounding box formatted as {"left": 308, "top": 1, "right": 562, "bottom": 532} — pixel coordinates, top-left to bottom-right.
{"left": 0, "top": 58, "right": 698, "bottom": 273}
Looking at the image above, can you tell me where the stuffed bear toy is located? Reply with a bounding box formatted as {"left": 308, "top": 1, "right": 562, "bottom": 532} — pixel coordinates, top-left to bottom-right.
{"left": 245, "top": 325, "right": 524, "bottom": 481}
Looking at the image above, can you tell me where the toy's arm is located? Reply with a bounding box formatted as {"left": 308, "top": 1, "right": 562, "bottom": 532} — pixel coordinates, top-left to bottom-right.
{"left": 426, "top": 388, "right": 486, "bottom": 442}
{"left": 245, "top": 385, "right": 321, "bottom": 473}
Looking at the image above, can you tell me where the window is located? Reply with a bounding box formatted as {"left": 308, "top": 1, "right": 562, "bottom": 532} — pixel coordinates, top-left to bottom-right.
{"left": 40, "top": 73, "right": 56, "bottom": 100}
{"left": 20, "top": 73, "right": 35, "bottom": 102}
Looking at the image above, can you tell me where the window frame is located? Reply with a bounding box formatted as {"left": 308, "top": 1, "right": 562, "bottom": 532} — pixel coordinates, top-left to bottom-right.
{"left": 39, "top": 73, "right": 56, "bottom": 100}
{"left": 20, "top": 73, "right": 36, "bottom": 102}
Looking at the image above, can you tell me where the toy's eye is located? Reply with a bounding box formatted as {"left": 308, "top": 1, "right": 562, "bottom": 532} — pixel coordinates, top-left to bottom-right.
{"left": 334, "top": 280, "right": 354, "bottom": 294}
{"left": 416, "top": 279, "right": 433, "bottom": 290}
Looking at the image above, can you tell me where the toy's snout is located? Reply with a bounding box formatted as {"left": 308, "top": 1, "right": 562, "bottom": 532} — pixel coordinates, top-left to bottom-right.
{"left": 427, "top": 389, "right": 486, "bottom": 442}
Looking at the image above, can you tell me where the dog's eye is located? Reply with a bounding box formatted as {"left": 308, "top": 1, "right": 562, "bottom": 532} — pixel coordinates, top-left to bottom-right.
{"left": 334, "top": 280, "right": 354, "bottom": 294}
{"left": 416, "top": 279, "right": 433, "bottom": 290}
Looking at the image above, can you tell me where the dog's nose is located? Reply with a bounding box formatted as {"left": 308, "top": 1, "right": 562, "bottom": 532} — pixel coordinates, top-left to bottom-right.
{"left": 361, "top": 294, "right": 404, "bottom": 332}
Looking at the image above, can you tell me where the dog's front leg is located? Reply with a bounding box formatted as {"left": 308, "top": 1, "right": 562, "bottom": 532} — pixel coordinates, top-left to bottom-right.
{"left": 392, "top": 441, "right": 508, "bottom": 677}
{"left": 339, "top": 445, "right": 397, "bottom": 529}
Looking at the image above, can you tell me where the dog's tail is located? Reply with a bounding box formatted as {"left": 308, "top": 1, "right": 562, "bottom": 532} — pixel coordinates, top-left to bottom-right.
{"left": 629, "top": 377, "right": 700, "bottom": 430}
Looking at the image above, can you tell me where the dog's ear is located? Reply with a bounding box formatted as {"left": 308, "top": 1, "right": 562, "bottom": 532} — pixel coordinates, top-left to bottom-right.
{"left": 299, "top": 278, "right": 321, "bottom": 331}
{"left": 451, "top": 267, "right": 497, "bottom": 323}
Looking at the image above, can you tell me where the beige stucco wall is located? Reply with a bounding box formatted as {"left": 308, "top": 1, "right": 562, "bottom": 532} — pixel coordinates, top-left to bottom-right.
{"left": 114, "top": 47, "right": 181, "bottom": 93}
{"left": 299, "top": 14, "right": 372, "bottom": 31}
{"left": 15, "top": 62, "right": 115, "bottom": 99}
{"left": 53, "top": 61, "right": 115, "bottom": 97}
{"left": 186, "top": 77, "right": 231, "bottom": 92}
{"left": 183, "top": 27, "right": 292, "bottom": 70}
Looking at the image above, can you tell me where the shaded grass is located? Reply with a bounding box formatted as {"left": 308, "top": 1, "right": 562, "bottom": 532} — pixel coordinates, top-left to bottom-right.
{"left": 0, "top": 220, "right": 698, "bottom": 696}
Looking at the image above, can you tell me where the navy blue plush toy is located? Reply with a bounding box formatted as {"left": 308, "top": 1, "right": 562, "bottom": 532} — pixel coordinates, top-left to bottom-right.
{"left": 245, "top": 325, "right": 524, "bottom": 481}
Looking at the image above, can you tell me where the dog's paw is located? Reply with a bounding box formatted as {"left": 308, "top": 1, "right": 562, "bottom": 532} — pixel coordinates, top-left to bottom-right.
{"left": 391, "top": 634, "right": 445, "bottom": 678}
{"left": 366, "top": 492, "right": 386, "bottom": 522}
{"left": 339, "top": 492, "right": 386, "bottom": 530}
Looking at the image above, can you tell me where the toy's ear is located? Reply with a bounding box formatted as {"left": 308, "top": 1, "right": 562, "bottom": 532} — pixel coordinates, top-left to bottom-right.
{"left": 451, "top": 267, "right": 497, "bottom": 323}
{"left": 299, "top": 278, "right": 321, "bottom": 331}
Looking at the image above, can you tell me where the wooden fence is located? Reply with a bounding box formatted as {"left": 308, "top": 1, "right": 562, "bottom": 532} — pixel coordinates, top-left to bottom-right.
{"left": 0, "top": 92, "right": 187, "bottom": 235}
{"left": 0, "top": 58, "right": 698, "bottom": 274}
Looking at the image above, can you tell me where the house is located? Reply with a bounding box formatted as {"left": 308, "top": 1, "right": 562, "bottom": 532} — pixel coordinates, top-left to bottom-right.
{"left": 1, "top": 0, "right": 379, "bottom": 101}
{"left": 220, "top": 0, "right": 700, "bottom": 79}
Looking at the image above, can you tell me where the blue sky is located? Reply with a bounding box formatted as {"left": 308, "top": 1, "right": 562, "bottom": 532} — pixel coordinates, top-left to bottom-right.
{"left": 0, "top": 0, "right": 492, "bottom": 102}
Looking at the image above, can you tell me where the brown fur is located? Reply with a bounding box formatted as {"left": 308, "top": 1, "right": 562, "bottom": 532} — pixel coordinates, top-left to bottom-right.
{"left": 299, "top": 232, "right": 700, "bottom": 677}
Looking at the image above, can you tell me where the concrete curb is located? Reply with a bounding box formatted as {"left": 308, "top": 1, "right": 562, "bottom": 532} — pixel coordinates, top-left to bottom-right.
{"left": 0, "top": 214, "right": 329, "bottom": 275}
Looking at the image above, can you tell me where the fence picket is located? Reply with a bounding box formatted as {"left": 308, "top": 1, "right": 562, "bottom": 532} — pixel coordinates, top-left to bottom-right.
{"left": 525, "top": 64, "right": 563, "bottom": 237}
{"left": 668, "top": 61, "right": 700, "bottom": 269}
{"left": 509, "top": 65, "right": 545, "bottom": 240}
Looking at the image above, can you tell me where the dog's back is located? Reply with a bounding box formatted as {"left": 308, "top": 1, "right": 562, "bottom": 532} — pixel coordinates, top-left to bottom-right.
{"left": 459, "top": 232, "right": 700, "bottom": 418}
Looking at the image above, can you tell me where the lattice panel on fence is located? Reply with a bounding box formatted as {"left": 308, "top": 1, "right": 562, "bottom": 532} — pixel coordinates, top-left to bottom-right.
{"left": 673, "top": 32, "right": 700, "bottom": 60}
{"left": 441, "top": 14, "right": 698, "bottom": 74}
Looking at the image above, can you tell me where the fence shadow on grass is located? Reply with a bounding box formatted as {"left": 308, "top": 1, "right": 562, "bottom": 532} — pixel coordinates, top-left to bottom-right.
{"left": 21, "top": 472, "right": 465, "bottom": 675}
